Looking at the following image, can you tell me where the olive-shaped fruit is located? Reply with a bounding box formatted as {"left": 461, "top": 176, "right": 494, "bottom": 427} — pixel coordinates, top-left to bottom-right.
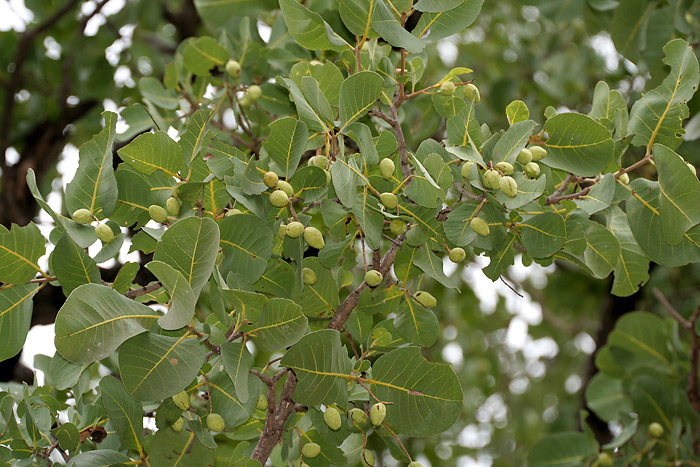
{"left": 72, "top": 208, "right": 92, "bottom": 224}
{"left": 166, "top": 197, "right": 181, "bottom": 215}
{"left": 206, "top": 413, "right": 225, "bottom": 431}
{"left": 277, "top": 223, "right": 287, "bottom": 239}
{"left": 517, "top": 148, "right": 533, "bottom": 164}
{"left": 304, "top": 226, "right": 325, "bottom": 249}
{"left": 225, "top": 59, "right": 241, "bottom": 78}
{"left": 464, "top": 83, "right": 480, "bottom": 102}
{"left": 171, "top": 181, "right": 186, "bottom": 198}
{"left": 618, "top": 173, "right": 630, "bottom": 185}
{"left": 301, "top": 442, "right": 321, "bottom": 459}
{"left": 269, "top": 190, "right": 289, "bottom": 207}
{"left": 470, "top": 217, "right": 490, "bottom": 237}
{"left": 408, "top": 463, "right": 424, "bottom": 467}
{"left": 524, "top": 162, "right": 540, "bottom": 179}
{"left": 303, "top": 268, "right": 317, "bottom": 285}
{"left": 238, "top": 95, "right": 252, "bottom": 109}
{"left": 349, "top": 408, "right": 369, "bottom": 429}
{"left": 310, "top": 155, "right": 329, "bottom": 168}
{"left": 414, "top": 291, "right": 437, "bottom": 308}
{"left": 597, "top": 452, "right": 613, "bottom": 467}
{"left": 461, "top": 160, "right": 474, "bottom": 178}
{"left": 360, "top": 449, "right": 375, "bottom": 467}
{"left": 440, "top": 81, "right": 456, "bottom": 96}
{"left": 482, "top": 169, "right": 502, "bottom": 190}
{"left": 449, "top": 247, "right": 467, "bottom": 263}
{"left": 95, "top": 223, "right": 115, "bottom": 244}
{"left": 226, "top": 208, "right": 242, "bottom": 217}
{"left": 380, "top": 192, "right": 398, "bottom": 209}
{"left": 364, "top": 270, "right": 383, "bottom": 287}
{"left": 369, "top": 403, "right": 386, "bottom": 426}
{"left": 171, "top": 417, "right": 185, "bottom": 432}
{"left": 172, "top": 390, "right": 190, "bottom": 410}
{"left": 499, "top": 176, "right": 518, "bottom": 198}
{"left": 263, "top": 171, "right": 279, "bottom": 188}
{"left": 648, "top": 422, "right": 664, "bottom": 438}
{"left": 529, "top": 145, "right": 547, "bottom": 161}
{"left": 325, "top": 169, "right": 331, "bottom": 185}
{"left": 276, "top": 180, "right": 294, "bottom": 197}
{"left": 149, "top": 205, "right": 168, "bottom": 223}
{"left": 256, "top": 393, "right": 268, "bottom": 410}
{"left": 324, "top": 407, "right": 342, "bottom": 431}
{"left": 247, "top": 84, "right": 262, "bottom": 101}
{"left": 379, "top": 158, "right": 395, "bottom": 180}
{"left": 286, "top": 221, "right": 305, "bottom": 238}
{"left": 390, "top": 219, "right": 407, "bottom": 235}
{"left": 494, "top": 161, "right": 514, "bottom": 176}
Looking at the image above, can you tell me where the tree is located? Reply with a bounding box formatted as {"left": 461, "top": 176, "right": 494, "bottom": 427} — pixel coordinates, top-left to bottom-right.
{"left": 1, "top": 1, "right": 700, "bottom": 466}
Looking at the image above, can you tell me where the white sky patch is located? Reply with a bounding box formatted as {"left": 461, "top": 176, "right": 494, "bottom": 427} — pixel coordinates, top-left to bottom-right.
{"left": 589, "top": 32, "right": 620, "bottom": 72}
{"left": 257, "top": 21, "right": 272, "bottom": 43}
{"left": 20, "top": 325, "right": 56, "bottom": 385}
{"left": 0, "top": 0, "right": 32, "bottom": 31}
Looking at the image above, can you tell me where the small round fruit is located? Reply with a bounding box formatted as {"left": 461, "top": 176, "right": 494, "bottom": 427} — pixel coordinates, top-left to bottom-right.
{"left": 303, "top": 268, "right": 317, "bottom": 285}
{"left": 461, "top": 160, "right": 474, "bottom": 178}
{"left": 470, "top": 217, "right": 490, "bottom": 237}
{"left": 349, "top": 408, "right": 369, "bottom": 429}
{"left": 390, "top": 219, "right": 407, "bottom": 235}
{"left": 618, "top": 172, "right": 630, "bottom": 185}
{"left": 494, "top": 161, "right": 514, "bottom": 176}
{"left": 325, "top": 169, "right": 331, "bottom": 185}
{"left": 324, "top": 407, "right": 342, "bottom": 431}
{"left": 309, "top": 155, "right": 328, "bottom": 168}
{"left": 206, "top": 413, "right": 225, "bottom": 431}
{"left": 597, "top": 452, "right": 613, "bottom": 467}
{"left": 286, "top": 221, "right": 305, "bottom": 238}
{"left": 380, "top": 192, "right": 398, "bottom": 209}
{"left": 269, "top": 190, "right": 289, "bottom": 208}
{"left": 256, "top": 393, "right": 268, "bottom": 410}
{"left": 517, "top": 148, "right": 533, "bottom": 164}
{"left": 524, "top": 162, "right": 541, "bottom": 179}
{"left": 226, "top": 208, "right": 243, "bottom": 217}
{"left": 499, "top": 176, "right": 518, "bottom": 198}
{"left": 263, "top": 171, "right": 279, "bottom": 188}
{"left": 304, "top": 226, "right": 325, "bottom": 249}
{"left": 414, "top": 291, "right": 437, "bottom": 308}
{"left": 238, "top": 95, "right": 252, "bottom": 109}
{"left": 149, "top": 205, "right": 168, "bottom": 223}
{"left": 72, "top": 208, "right": 92, "bottom": 224}
{"left": 171, "top": 181, "right": 186, "bottom": 198}
{"left": 483, "top": 169, "right": 502, "bottom": 190}
{"left": 648, "top": 422, "right": 664, "bottom": 438}
{"left": 171, "top": 417, "right": 185, "bottom": 432}
{"left": 369, "top": 403, "right": 386, "bottom": 426}
{"left": 364, "top": 270, "right": 383, "bottom": 287}
{"left": 95, "top": 223, "right": 115, "bottom": 244}
{"left": 449, "top": 247, "right": 467, "bottom": 263}
{"left": 687, "top": 162, "right": 697, "bottom": 177}
{"left": 247, "top": 84, "right": 262, "bottom": 101}
{"left": 225, "top": 59, "right": 241, "bottom": 78}
{"left": 301, "top": 442, "right": 321, "bottom": 459}
{"left": 379, "top": 158, "right": 395, "bottom": 179}
{"left": 276, "top": 180, "right": 294, "bottom": 197}
{"left": 529, "top": 145, "right": 547, "bottom": 161}
{"left": 172, "top": 390, "right": 190, "bottom": 410}
{"left": 408, "top": 463, "right": 424, "bottom": 467}
{"left": 360, "top": 449, "right": 375, "bottom": 467}
{"left": 439, "top": 81, "right": 456, "bottom": 96}
{"left": 464, "top": 83, "right": 480, "bottom": 102}
{"left": 166, "top": 197, "right": 181, "bottom": 215}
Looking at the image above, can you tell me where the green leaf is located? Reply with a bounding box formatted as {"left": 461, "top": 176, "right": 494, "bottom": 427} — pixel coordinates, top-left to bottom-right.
{"left": 99, "top": 375, "right": 143, "bottom": 452}
{"left": 630, "top": 375, "right": 674, "bottom": 428}
{"left": 50, "top": 233, "right": 101, "bottom": 296}
{"left": 483, "top": 231, "right": 517, "bottom": 281}
{"left": 544, "top": 112, "right": 614, "bottom": 176}
{"left": 415, "top": 0, "right": 464, "bottom": 13}
{"left": 338, "top": 0, "right": 377, "bottom": 37}
{"left": 48, "top": 353, "right": 87, "bottom": 390}
{"left": 289, "top": 61, "right": 345, "bottom": 108}
{"left": 607, "top": 311, "right": 674, "bottom": 372}
{"left": 55, "top": 284, "right": 159, "bottom": 363}
{"left": 180, "top": 109, "right": 214, "bottom": 168}
{"left": 301, "top": 76, "right": 334, "bottom": 123}
{"left": 119, "top": 332, "right": 206, "bottom": 401}
{"left": 278, "top": 77, "right": 331, "bottom": 134}
{"left": 111, "top": 165, "right": 172, "bottom": 229}
{"left": 574, "top": 173, "right": 615, "bottom": 215}
{"left": 520, "top": 212, "right": 566, "bottom": 259}
{"left": 331, "top": 158, "right": 360, "bottom": 208}
{"left": 0, "top": 223, "right": 45, "bottom": 285}
{"left": 263, "top": 117, "right": 309, "bottom": 179}
{"left": 66, "top": 450, "right": 133, "bottom": 467}
{"left": 193, "top": 0, "right": 263, "bottom": 29}
{"left": 208, "top": 371, "right": 260, "bottom": 429}
{"left": 493, "top": 172, "right": 546, "bottom": 210}
{"left": 394, "top": 297, "right": 439, "bottom": 346}
{"left": 610, "top": 0, "right": 653, "bottom": 62}
{"left": 351, "top": 192, "right": 383, "bottom": 250}
{"left": 372, "top": 0, "right": 426, "bottom": 53}
{"left": 447, "top": 102, "right": 481, "bottom": 147}
{"left": 154, "top": 217, "right": 220, "bottom": 299}
{"left": 607, "top": 207, "right": 650, "bottom": 297}
{"left": 505, "top": 100, "right": 530, "bottom": 125}
{"left": 490, "top": 120, "right": 536, "bottom": 164}
{"left": 183, "top": 36, "right": 228, "bottom": 76}
{"left": 112, "top": 262, "right": 140, "bottom": 295}
{"left": 221, "top": 342, "right": 254, "bottom": 403}
{"left": 65, "top": 111, "right": 118, "bottom": 218}
{"left": 583, "top": 220, "right": 621, "bottom": 279}
{"left": 0, "top": 284, "right": 39, "bottom": 361}
{"left": 146, "top": 261, "right": 195, "bottom": 331}
{"left": 117, "top": 130, "right": 185, "bottom": 178}
{"left": 414, "top": 246, "right": 457, "bottom": 288}
{"left": 248, "top": 298, "right": 307, "bottom": 352}
{"left": 527, "top": 432, "right": 597, "bottom": 467}
{"left": 298, "top": 257, "right": 339, "bottom": 318}
{"left": 413, "top": 0, "right": 484, "bottom": 41}
{"left": 219, "top": 214, "right": 273, "bottom": 284}
{"left": 444, "top": 201, "right": 480, "bottom": 246}
{"left": 371, "top": 347, "right": 462, "bottom": 436}
{"left": 147, "top": 429, "right": 215, "bottom": 467}
{"left": 339, "top": 71, "right": 383, "bottom": 130}
{"left": 138, "top": 77, "right": 179, "bottom": 110}
{"left": 585, "top": 372, "right": 632, "bottom": 422}
{"left": 279, "top": 0, "right": 350, "bottom": 51}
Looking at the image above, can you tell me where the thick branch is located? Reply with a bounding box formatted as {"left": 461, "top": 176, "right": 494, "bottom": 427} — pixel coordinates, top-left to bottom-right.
{"left": 251, "top": 372, "right": 298, "bottom": 463}
{"left": 124, "top": 282, "right": 162, "bottom": 299}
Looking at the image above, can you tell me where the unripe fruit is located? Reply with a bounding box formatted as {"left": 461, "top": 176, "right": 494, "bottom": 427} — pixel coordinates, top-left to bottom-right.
{"left": 172, "top": 390, "right": 190, "bottom": 410}
{"left": 225, "top": 59, "right": 241, "bottom": 78}
{"left": 440, "top": 81, "right": 456, "bottom": 96}
{"left": 470, "top": 217, "right": 490, "bottom": 237}
{"left": 304, "top": 226, "right": 325, "bottom": 249}
{"left": 524, "top": 162, "right": 541, "bottom": 179}
{"left": 303, "top": 268, "right": 317, "bottom": 285}
{"left": 408, "top": 463, "right": 423, "bottom": 467}
{"left": 325, "top": 169, "right": 331, "bottom": 185}
{"left": 277, "top": 223, "right": 287, "bottom": 239}
{"left": 247, "top": 84, "right": 262, "bottom": 102}
{"left": 309, "top": 155, "right": 328, "bottom": 168}
{"left": 494, "top": 161, "right": 514, "bottom": 176}
{"left": 517, "top": 148, "right": 533, "bottom": 164}
{"left": 349, "top": 408, "right": 369, "bottom": 429}
{"left": 364, "top": 270, "right": 383, "bottom": 287}
{"left": 256, "top": 393, "right": 268, "bottom": 411}
{"left": 449, "top": 247, "right": 467, "bottom": 263}
{"left": 166, "top": 197, "right": 181, "bottom": 215}
{"left": 360, "top": 449, "right": 375, "bottom": 467}
{"left": 72, "top": 208, "right": 92, "bottom": 224}
{"left": 688, "top": 162, "right": 697, "bottom": 177}
{"left": 95, "top": 224, "right": 115, "bottom": 244}
{"left": 390, "top": 219, "right": 407, "bottom": 235}
{"left": 529, "top": 145, "right": 547, "bottom": 161}
{"left": 618, "top": 173, "right": 630, "bottom": 185}
{"left": 414, "top": 291, "right": 437, "bottom": 308}
{"left": 149, "top": 205, "right": 168, "bottom": 223}
{"left": 238, "top": 95, "right": 252, "bottom": 109}
{"left": 263, "top": 171, "right": 279, "bottom": 188}
{"left": 648, "top": 422, "right": 664, "bottom": 438}
{"left": 324, "top": 407, "right": 342, "bottom": 431}
{"left": 269, "top": 189, "right": 289, "bottom": 207}
{"left": 172, "top": 417, "right": 185, "bottom": 432}
{"left": 464, "top": 83, "right": 480, "bottom": 102}
{"left": 370, "top": 403, "right": 386, "bottom": 426}
{"left": 226, "top": 208, "right": 242, "bottom": 217}
{"left": 461, "top": 160, "right": 474, "bottom": 178}
{"left": 301, "top": 442, "right": 321, "bottom": 459}
{"left": 171, "top": 181, "right": 186, "bottom": 198}
{"left": 286, "top": 221, "right": 304, "bottom": 238}
{"left": 483, "top": 169, "right": 502, "bottom": 190}
{"left": 380, "top": 192, "right": 398, "bottom": 209}
{"left": 379, "top": 158, "right": 395, "bottom": 179}
{"left": 276, "top": 180, "right": 294, "bottom": 197}
{"left": 499, "top": 176, "right": 518, "bottom": 198}
{"left": 597, "top": 452, "right": 613, "bottom": 467}
{"left": 206, "top": 413, "right": 225, "bottom": 431}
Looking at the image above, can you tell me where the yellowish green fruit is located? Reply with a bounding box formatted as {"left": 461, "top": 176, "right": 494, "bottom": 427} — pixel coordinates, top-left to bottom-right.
{"left": 206, "top": 413, "right": 225, "bottom": 431}
{"left": 225, "top": 59, "right": 241, "bottom": 78}
{"left": 464, "top": 83, "right": 480, "bottom": 102}
{"left": 360, "top": 449, "right": 375, "bottom": 467}
{"left": 263, "top": 171, "right": 279, "bottom": 188}
{"left": 414, "top": 291, "right": 437, "bottom": 308}
{"left": 238, "top": 95, "right": 252, "bottom": 109}
{"left": 172, "top": 390, "right": 190, "bottom": 410}
{"left": 171, "top": 417, "right": 185, "bottom": 432}
{"left": 470, "top": 217, "right": 490, "bottom": 237}
{"left": 494, "top": 161, "right": 514, "bottom": 176}
{"left": 301, "top": 443, "right": 321, "bottom": 459}
{"left": 256, "top": 393, "right": 268, "bottom": 410}
{"left": 277, "top": 223, "right": 287, "bottom": 239}
{"left": 597, "top": 452, "right": 613, "bottom": 467}
{"left": 72, "top": 208, "right": 92, "bottom": 224}
{"left": 517, "top": 148, "right": 533, "bottom": 164}
{"left": 309, "top": 155, "right": 328, "bottom": 168}
{"left": 269, "top": 190, "right": 289, "bottom": 207}
{"left": 149, "top": 205, "right": 168, "bottom": 223}
{"left": 499, "top": 176, "right": 518, "bottom": 198}
{"left": 95, "top": 224, "right": 115, "bottom": 244}
{"left": 688, "top": 162, "right": 697, "bottom": 177}
{"left": 379, "top": 158, "right": 395, "bottom": 179}
{"left": 648, "top": 422, "right": 664, "bottom": 438}
{"left": 349, "top": 408, "right": 369, "bottom": 429}
{"left": 166, "top": 197, "right": 181, "bottom": 215}
{"left": 303, "top": 268, "right": 317, "bottom": 285}
{"left": 325, "top": 169, "right": 331, "bottom": 185}
{"left": 529, "top": 145, "right": 547, "bottom": 161}
{"left": 247, "top": 84, "right": 262, "bottom": 101}
{"left": 276, "top": 180, "right": 294, "bottom": 197}
{"left": 618, "top": 173, "right": 630, "bottom": 185}
{"left": 304, "top": 226, "right": 325, "bottom": 249}
{"left": 324, "top": 407, "right": 342, "bottom": 431}
{"left": 380, "top": 192, "right": 398, "bottom": 209}
{"left": 364, "top": 270, "right": 383, "bottom": 287}
{"left": 286, "top": 221, "right": 304, "bottom": 238}
{"left": 408, "top": 463, "right": 423, "bottom": 467}
{"left": 369, "top": 403, "right": 386, "bottom": 426}
{"left": 440, "top": 81, "right": 456, "bottom": 96}
{"left": 461, "top": 160, "right": 474, "bottom": 178}
{"left": 226, "top": 208, "right": 243, "bottom": 217}
{"left": 390, "top": 219, "right": 407, "bottom": 235}
{"left": 483, "top": 169, "right": 502, "bottom": 190}
{"left": 449, "top": 247, "right": 467, "bottom": 263}
{"left": 171, "top": 181, "right": 186, "bottom": 198}
{"left": 524, "top": 162, "right": 540, "bottom": 179}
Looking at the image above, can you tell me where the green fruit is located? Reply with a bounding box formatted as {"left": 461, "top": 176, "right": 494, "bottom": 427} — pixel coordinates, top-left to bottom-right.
{"left": 439, "top": 81, "right": 456, "bottom": 96}
{"left": 464, "top": 83, "right": 480, "bottom": 102}
{"left": 276, "top": 180, "right": 294, "bottom": 197}
{"left": 206, "top": 413, "right": 225, "bottom": 431}
{"left": 286, "top": 221, "right": 304, "bottom": 238}
{"left": 172, "top": 390, "right": 190, "bottom": 410}
{"left": 349, "top": 408, "right": 369, "bottom": 429}
{"left": 277, "top": 223, "right": 287, "bottom": 239}
{"left": 618, "top": 173, "right": 630, "bottom": 185}
{"left": 499, "top": 176, "right": 518, "bottom": 198}
{"left": 226, "top": 208, "right": 242, "bottom": 216}
{"left": 256, "top": 393, "right": 268, "bottom": 410}
{"left": 325, "top": 169, "right": 331, "bottom": 185}
{"left": 309, "top": 155, "right": 328, "bottom": 168}
{"left": 494, "top": 161, "right": 514, "bottom": 176}
{"left": 529, "top": 145, "right": 547, "bottom": 161}
{"left": 364, "top": 270, "right": 383, "bottom": 287}
{"left": 95, "top": 224, "right": 115, "bottom": 244}
{"left": 247, "top": 84, "right": 262, "bottom": 101}
{"left": 225, "top": 59, "right": 241, "bottom": 78}
{"left": 380, "top": 192, "right": 398, "bottom": 209}
{"left": 324, "top": 407, "right": 342, "bottom": 431}
{"left": 470, "top": 217, "right": 490, "bottom": 237}
{"left": 269, "top": 189, "right": 289, "bottom": 207}
{"left": 461, "top": 160, "right": 474, "bottom": 178}
{"left": 483, "top": 169, "right": 502, "bottom": 190}
{"left": 648, "top": 422, "right": 664, "bottom": 438}
{"left": 72, "top": 208, "right": 92, "bottom": 224}
{"left": 301, "top": 442, "right": 321, "bottom": 459}
{"left": 360, "top": 449, "right": 375, "bottom": 467}
{"left": 239, "top": 95, "right": 252, "bottom": 109}
{"left": 166, "top": 197, "right": 181, "bottom": 215}
{"left": 524, "top": 162, "right": 541, "bottom": 179}
{"left": 171, "top": 181, "right": 186, "bottom": 198}
{"left": 172, "top": 417, "right": 185, "bottom": 432}
{"left": 517, "top": 148, "right": 533, "bottom": 164}
{"left": 149, "top": 204, "right": 168, "bottom": 223}
{"left": 414, "top": 291, "right": 437, "bottom": 308}
{"left": 379, "top": 158, "right": 395, "bottom": 179}
{"left": 687, "top": 162, "right": 697, "bottom": 177}
{"left": 449, "top": 247, "right": 467, "bottom": 263}
{"left": 597, "top": 452, "right": 613, "bottom": 467}
{"left": 263, "top": 171, "right": 279, "bottom": 188}
{"left": 304, "top": 226, "right": 325, "bottom": 249}
{"left": 369, "top": 403, "right": 386, "bottom": 426}
{"left": 390, "top": 219, "right": 407, "bottom": 235}
{"left": 303, "top": 268, "right": 317, "bottom": 285}
{"left": 408, "top": 463, "right": 424, "bottom": 467}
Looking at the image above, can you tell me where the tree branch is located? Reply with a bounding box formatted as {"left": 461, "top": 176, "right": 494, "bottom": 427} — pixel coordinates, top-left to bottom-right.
{"left": 124, "top": 282, "right": 162, "bottom": 299}
{"left": 251, "top": 371, "right": 298, "bottom": 463}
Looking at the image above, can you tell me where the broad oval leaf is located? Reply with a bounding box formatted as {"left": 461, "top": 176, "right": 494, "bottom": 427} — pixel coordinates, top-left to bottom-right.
{"left": 99, "top": 375, "right": 143, "bottom": 452}
{"left": 248, "top": 298, "right": 308, "bottom": 352}
{"left": 339, "top": 71, "right": 383, "bottom": 130}
{"left": 520, "top": 212, "right": 566, "bottom": 259}
{"left": 263, "top": 117, "right": 309, "bottom": 179}
{"left": 219, "top": 214, "right": 273, "bottom": 284}
{"left": 146, "top": 261, "right": 195, "bottom": 330}
{"left": 0, "top": 223, "right": 45, "bottom": 285}
{"left": 50, "top": 233, "right": 101, "bottom": 296}
{"left": 527, "top": 432, "right": 597, "bottom": 467}
{"left": 544, "top": 112, "right": 614, "bottom": 176}
{"left": 117, "top": 130, "right": 185, "bottom": 178}
{"left": 0, "top": 284, "right": 39, "bottom": 361}
{"left": 279, "top": 0, "right": 350, "bottom": 51}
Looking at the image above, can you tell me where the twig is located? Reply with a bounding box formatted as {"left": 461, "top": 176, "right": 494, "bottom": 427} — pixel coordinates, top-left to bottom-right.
{"left": 653, "top": 288, "right": 691, "bottom": 328}
{"left": 452, "top": 181, "right": 485, "bottom": 201}
{"left": 383, "top": 424, "right": 412, "bottom": 463}
{"left": 124, "top": 282, "right": 162, "bottom": 299}
{"left": 499, "top": 276, "right": 524, "bottom": 298}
